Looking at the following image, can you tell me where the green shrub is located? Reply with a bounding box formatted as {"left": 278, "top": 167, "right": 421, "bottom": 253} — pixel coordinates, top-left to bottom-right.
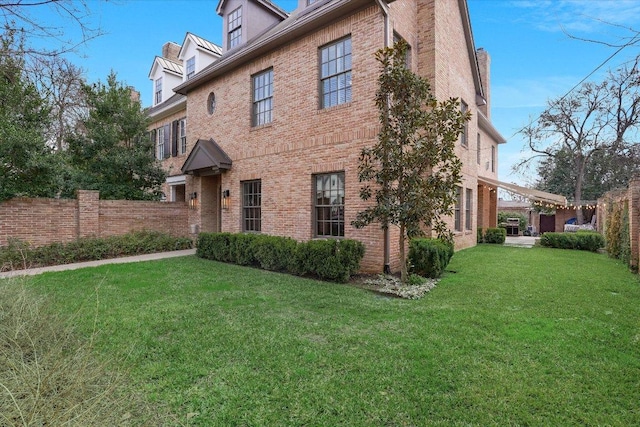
{"left": 196, "top": 233, "right": 365, "bottom": 283}
{"left": 251, "top": 234, "right": 298, "bottom": 272}
{"left": 294, "top": 239, "right": 365, "bottom": 283}
{"left": 477, "top": 228, "right": 484, "bottom": 243}
{"left": 408, "top": 238, "right": 454, "bottom": 278}
{"left": 540, "top": 231, "right": 604, "bottom": 252}
{"left": 196, "top": 232, "right": 233, "bottom": 262}
{"left": 0, "top": 231, "right": 193, "bottom": 272}
{"left": 484, "top": 227, "right": 506, "bottom": 244}
{"left": 231, "top": 233, "right": 259, "bottom": 267}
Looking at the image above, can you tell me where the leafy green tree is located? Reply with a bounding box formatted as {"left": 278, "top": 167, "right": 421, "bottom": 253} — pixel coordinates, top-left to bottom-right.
{"left": 536, "top": 146, "right": 640, "bottom": 201}
{"left": 65, "top": 72, "right": 166, "bottom": 200}
{"left": 353, "top": 41, "right": 468, "bottom": 283}
{"left": 0, "top": 28, "right": 62, "bottom": 201}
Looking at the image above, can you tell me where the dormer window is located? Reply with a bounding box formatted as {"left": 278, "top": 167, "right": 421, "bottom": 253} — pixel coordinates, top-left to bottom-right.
{"left": 186, "top": 56, "right": 195, "bottom": 80}
{"left": 154, "top": 77, "right": 163, "bottom": 105}
{"left": 228, "top": 6, "right": 242, "bottom": 49}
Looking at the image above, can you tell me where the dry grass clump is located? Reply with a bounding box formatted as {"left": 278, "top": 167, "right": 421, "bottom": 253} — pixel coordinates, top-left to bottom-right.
{"left": 0, "top": 280, "right": 129, "bottom": 426}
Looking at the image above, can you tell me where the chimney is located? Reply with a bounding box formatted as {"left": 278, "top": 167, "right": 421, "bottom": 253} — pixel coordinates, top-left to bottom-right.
{"left": 476, "top": 48, "right": 490, "bottom": 118}
{"left": 161, "top": 42, "right": 181, "bottom": 62}
{"left": 128, "top": 87, "right": 140, "bottom": 103}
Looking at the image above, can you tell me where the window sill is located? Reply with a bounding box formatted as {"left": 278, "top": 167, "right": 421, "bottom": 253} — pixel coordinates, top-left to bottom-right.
{"left": 317, "top": 101, "right": 352, "bottom": 114}
{"left": 250, "top": 122, "right": 273, "bottom": 132}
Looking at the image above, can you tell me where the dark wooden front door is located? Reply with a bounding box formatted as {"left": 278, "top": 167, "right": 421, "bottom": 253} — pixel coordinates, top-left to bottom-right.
{"left": 540, "top": 214, "right": 555, "bottom": 233}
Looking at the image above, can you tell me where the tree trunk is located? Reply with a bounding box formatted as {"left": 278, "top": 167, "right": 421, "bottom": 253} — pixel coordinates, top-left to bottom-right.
{"left": 575, "top": 160, "right": 585, "bottom": 224}
{"left": 399, "top": 224, "right": 408, "bottom": 283}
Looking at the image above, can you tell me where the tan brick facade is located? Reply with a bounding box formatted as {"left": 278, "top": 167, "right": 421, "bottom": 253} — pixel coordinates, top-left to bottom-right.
{"left": 151, "top": 0, "right": 504, "bottom": 272}
{"left": 0, "top": 190, "right": 188, "bottom": 248}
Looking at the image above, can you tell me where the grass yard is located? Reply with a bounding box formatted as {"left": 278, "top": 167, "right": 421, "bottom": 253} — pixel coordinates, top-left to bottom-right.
{"left": 3, "top": 244, "right": 640, "bottom": 426}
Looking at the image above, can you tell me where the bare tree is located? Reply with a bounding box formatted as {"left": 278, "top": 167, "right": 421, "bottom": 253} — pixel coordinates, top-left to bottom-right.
{"left": 28, "top": 55, "right": 87, "bottom": 150}
{"left": 517, "top": 58, "right": 640, "bottom": 223}
{"left": 0, "top": 0, "right": 103, "bottom": 60}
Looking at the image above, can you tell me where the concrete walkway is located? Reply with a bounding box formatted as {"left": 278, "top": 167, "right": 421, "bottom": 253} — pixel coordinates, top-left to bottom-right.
{"left": 0, "top": 236, "right": 539, "bottom": 279}
{"left": 504, "top": 235, "right": 539, "bottom": 248}
{"left": 0, "top": 248, "right": 197, "bottom": 279}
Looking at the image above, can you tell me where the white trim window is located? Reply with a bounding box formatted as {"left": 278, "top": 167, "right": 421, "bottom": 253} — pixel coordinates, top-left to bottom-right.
{"left": 228, "top": 7, "right": 242, "bottom": 49}
{"left": 179, "top": 118, "right": 187, "bottom": 155}
{"left": 154, "top": 77, "right": 162, "bottom": 105}
{"left": 186, "top": 56, "right": 195, "bottom": 80}
{"left": 156, "top": 126, "right": 165, "bottom": 160}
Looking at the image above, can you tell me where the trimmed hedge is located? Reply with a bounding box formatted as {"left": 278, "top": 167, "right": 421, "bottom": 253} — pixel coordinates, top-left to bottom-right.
{"left": 484, "top": 227, "right": 506, "bottom": 244}
{"left": 196, "top": 232, "right": 365, "bottom": 283}
{"left": 539, "top": 231, "right": 604, "bottom": 252}
{"left": 0, "top": 231, "right": 194, "bottom": 272}
{"left": 408, "top": 238, "right": 454, "bottom": 278}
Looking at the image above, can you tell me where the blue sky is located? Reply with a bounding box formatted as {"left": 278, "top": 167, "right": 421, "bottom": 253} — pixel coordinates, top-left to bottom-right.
{"left": 25, "top": 0, "right": 640, "bottom": 186}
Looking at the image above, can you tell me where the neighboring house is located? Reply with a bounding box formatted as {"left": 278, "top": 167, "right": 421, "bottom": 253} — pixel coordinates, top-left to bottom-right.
{"left": 147, "top": 35, "right": 222, "bottom": 203}
{"left": 147, "top": 0, "right": 507, "bottom": 273}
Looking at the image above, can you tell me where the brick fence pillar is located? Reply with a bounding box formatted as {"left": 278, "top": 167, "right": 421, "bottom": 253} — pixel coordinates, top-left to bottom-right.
{"left": 77, "top": 190, "right": 100, "bottom": 239}
{"left": 629, "top": 178, "right": 640, "bottom": 271}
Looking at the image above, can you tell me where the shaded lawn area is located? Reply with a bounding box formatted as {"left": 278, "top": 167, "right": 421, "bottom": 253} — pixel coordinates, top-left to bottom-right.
{"left": 16, "top": 245, "right": 640, "bottom": 426}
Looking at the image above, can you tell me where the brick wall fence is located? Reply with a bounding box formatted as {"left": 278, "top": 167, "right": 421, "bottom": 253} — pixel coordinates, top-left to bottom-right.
{"left": 0, "top": 190, "right": 190, "bottom": 248}
{"left": 597, "top": 177, "right": 640, "bottom": 270}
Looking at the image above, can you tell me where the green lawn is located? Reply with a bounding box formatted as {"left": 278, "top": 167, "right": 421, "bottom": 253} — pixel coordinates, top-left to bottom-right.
{"left": 9, "top": 245, "right": 640, "bottom": 426}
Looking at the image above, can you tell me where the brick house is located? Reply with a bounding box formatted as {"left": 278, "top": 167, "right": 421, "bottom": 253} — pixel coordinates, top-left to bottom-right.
{"left": 146, "top": 0, "right": 506, "bottom": 273}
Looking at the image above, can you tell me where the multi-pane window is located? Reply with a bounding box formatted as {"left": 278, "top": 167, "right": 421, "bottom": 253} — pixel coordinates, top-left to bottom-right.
{"left": 454, "top": 187, "right": 462, "bottom": 232}
{"left": 476, "top": 133, "right": 481, "bottom": 165}
{"left": 252, "top": 69, "right": 273, "bottom": 126}
{"left": 315, "top": 172, "right": 345, "bottom": 237}
{"left": 460, "top": 100, "right": 468, "bottom": 146}
{"left": 465, "top": 188, "right": 473, "bottom": 231}
{"left": 320, "top": 37, "right": 352, "bottom": 108}
{"left": 393, "top": 33, "right": 411, "bottom": 68}
{"left": 242, "top": 180, "right": 261, "bottom": 232}
{"left": 179, "top": 118, "right": 187, "bottom": 155}
{"left": 186, "top": 57, "right": 195, "bottom": 79}
{"left": 154, "top": 77, "right": 162, "bottom": 105}
{"left": 228, "top": 7, "right": 242, "bottom": 49}
{"left": 156, "top": 126, "right": 165, "bottom": 160}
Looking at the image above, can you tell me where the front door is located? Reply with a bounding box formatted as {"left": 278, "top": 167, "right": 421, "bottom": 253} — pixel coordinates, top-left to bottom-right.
{"left": 200, "top": 175, "right": 221, "bottom": 233}
{"left": 539, "top": 214, "right": 555, "bottom": 234}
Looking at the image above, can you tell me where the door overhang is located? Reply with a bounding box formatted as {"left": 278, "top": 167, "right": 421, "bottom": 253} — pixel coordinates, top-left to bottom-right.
{"left": 181, "top": 138, "right": 232, "bottom": 176}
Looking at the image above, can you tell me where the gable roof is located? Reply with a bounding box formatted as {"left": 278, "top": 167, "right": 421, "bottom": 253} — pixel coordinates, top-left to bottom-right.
{"left": 216, "top": 0, "right": 288, "bottom": 19}
{"left": 176, "top": 0, "right": 371, "bottom": 95}
{"left": 148, "top": 56, "right": 183, "bottom": 79}
{"left": 179, "top": 32, "right": 223, "bottom": 59}
{"left": 182, "top": 139, "right": 233, "bottom": 176}
{"left": 145, "top": 93, "right": 186, "bottom": 119}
